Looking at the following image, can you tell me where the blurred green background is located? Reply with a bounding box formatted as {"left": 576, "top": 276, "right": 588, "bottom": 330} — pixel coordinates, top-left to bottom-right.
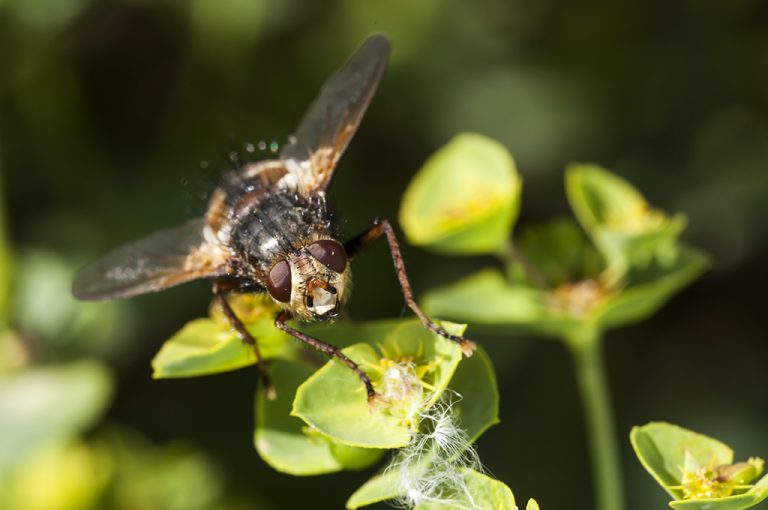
{"left": 1, "top": 0, "right": 767, "bottom": 508}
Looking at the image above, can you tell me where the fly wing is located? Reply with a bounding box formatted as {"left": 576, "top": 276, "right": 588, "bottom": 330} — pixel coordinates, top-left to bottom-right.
{"left": 280, "top": 34, "right": 390, "bottom": 193}
{"left": 72, "top": 218, "right": 231, "bottom": 301}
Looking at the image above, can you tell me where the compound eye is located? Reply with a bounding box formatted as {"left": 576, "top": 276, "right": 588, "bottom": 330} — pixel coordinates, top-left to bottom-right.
{"left": 308, "top": 240, "right": 347, "bottom": 273}
{"left": 266, "top": 259, "right": 292, "bottom": 302}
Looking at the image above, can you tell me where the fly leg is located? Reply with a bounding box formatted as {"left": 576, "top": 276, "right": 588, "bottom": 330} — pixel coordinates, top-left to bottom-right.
{"left": 344, "top": 218, "right": 477, "bottom": 356}
{"left": 274, "top": 311, "right": 379, "bottom": 402}
{"left": 212, "top": 283, "right": 275, "bottom": 400}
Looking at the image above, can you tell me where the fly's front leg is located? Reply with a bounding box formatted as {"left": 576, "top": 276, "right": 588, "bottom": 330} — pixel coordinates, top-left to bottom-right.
{"left": 345, "top": 219, "right": 477, "bottom": 356}
{"left": 213, "top": 283, "right": 275, "bottom": 400}
{"left": 274, "top": 311, "right": 379, "bottom": 402}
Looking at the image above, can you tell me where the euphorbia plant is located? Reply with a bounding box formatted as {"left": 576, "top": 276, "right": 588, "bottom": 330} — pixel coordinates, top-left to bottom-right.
{"left": 399, "top": 132, "right": 709, "bottom": 510}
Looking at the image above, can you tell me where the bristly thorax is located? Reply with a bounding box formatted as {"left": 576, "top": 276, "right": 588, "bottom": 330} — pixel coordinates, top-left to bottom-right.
{"left": 229, "top": 189, "right": 332, "bottom": 276}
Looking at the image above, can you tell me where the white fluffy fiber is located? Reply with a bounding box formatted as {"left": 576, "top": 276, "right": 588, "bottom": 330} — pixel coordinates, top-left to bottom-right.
{"left": 385, "top": 391, "right": 483, "bottom": 509}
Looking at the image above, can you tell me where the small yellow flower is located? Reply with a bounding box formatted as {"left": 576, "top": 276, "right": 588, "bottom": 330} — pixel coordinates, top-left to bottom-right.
{"left": 674, "top": 453, "right": 765, "bottom": 500}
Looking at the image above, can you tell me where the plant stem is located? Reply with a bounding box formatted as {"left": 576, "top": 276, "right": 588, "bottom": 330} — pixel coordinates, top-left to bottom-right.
{"left": 567, "top": 326, "right": 624, "bottom": 510}
{"left": 497, "top": 239, "right": 548, "bottom": 290}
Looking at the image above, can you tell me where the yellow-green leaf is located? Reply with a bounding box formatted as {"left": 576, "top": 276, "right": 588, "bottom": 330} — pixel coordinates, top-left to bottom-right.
{"left": 292, "top": 320, "right": 465, "bottom": 448}
{"left": 152, "top": 295, "right": 293, "bottom": 378}
{"left": 423, "top": 245, "right": 708, "bottom": 337}
{"left": 423, "top": 268, "right": 582, "bottom": 338}
{"left": 400, "top": 133, "right": 521, "bottom": 255}
{"left": 415, "top": 468, "right": 515, "bottom": 510}
{"left": 566, "top": 164, "right": 687, "bottom": 281}
{"left": 593, "top": 245, "right": 710, "bottom": 330}
{"left": 152, "top": 319, "right": 256, "bottom": 378}
{"left": 255, "top": 361, "right": 383, "bottom": 475}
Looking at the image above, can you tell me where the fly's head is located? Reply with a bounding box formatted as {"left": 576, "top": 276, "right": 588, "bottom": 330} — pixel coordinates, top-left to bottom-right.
{"left": 265, "top": 238, "right": 351, "bottom": 322}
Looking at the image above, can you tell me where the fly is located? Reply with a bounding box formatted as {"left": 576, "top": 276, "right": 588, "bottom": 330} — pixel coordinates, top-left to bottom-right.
{"left": 72, "top": 34, "right": 476, "bottom": 402}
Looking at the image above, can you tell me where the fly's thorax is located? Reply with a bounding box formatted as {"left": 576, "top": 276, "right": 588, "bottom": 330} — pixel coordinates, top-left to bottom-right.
{"left": 264, "top": 236, "right": 351, "bottom": 323}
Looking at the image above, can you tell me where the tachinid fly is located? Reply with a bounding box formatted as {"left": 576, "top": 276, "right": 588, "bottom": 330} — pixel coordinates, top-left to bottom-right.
{"left": 72, "top": 34, "right": 476, "bottom": 401}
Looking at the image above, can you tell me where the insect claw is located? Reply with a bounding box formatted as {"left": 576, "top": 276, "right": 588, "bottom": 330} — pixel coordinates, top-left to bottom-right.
{"left": 367, "top": 392, "right": 388, "bottom": 413}
{"left": 459, "top": 339, "right": 477, "bottom": 357}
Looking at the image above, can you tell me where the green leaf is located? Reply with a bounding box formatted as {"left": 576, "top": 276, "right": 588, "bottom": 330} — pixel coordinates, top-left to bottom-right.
{"left": 423, "top": 245, "right": 708, "bottom": 337}
{"left": 255, "top": 361, "right": 383, "bottom": 475}
{"left": 632, "top": 422, "right": 768, "bottom": 509}
{"left": 400, "top": 133, "right": 521, "bottom": 255}
{"left": 347, "top": 470, "right": 400, "bottom": 509}
{"left": 448, "top": 346, "right": 500, "bottom": 442}
{"left": 414, "top": 468, "right": 515, "bottom": 510}
{"left": 592, "top": 245, "right": 710, "bottom": 330}
{"left": 292, "top": 320, "right": 465, "bottom": 448}
{"left": 293, "top": 343, "right": 411, "bottom": 448}
{"left": 300, "top": 319, "right": 404, "bottom": 351}
{"left": 152, "top": 319, "right": 256, "bottom": 378}
{"left": 0, "top": 361, "right": 112, "bottom": 474}
{"left": 152, "top": 295, "right": 293, "bottom": 378}
{"left": 328, "top": 441, "right": 385, "bottom": 471}
{"left": 566, "top": 164, "right": 687, "bottom": 281}
{"left": 422, "top": 268, "right": 582, "bottom": 338}
{"left": 348, "top": 468, "right": 515, "bottom": 510}
{"left": 527, "top": 499, "right": 542, "bottom": 510}
{"left": 567, "top": 164, "right": 648, "bottom": 229}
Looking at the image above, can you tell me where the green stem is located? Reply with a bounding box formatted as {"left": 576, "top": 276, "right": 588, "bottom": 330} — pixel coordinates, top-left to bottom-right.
{"left": 496, "top": 239, "right": 548, "bottom": 290}
{"left": 567, "top": 325, "right": 624, "bottom": 510}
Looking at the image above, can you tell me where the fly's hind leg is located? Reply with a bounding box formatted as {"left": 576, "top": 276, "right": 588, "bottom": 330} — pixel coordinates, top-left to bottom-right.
{"left": 213, "top": 283, "right": 275, "bottom": 400}
{"left": 274, "top": 311, "right": 379, "bottom": 402}
{"left": 344, "top": 218, "right": 477, "bottom": 356}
